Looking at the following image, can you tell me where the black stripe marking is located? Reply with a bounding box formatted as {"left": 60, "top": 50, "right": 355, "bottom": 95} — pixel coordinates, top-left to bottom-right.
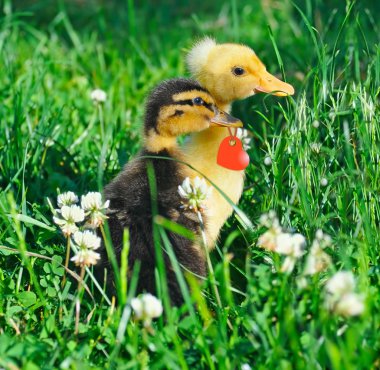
{"left": 172, "top": 100, "right": 214, "bottom": 113}
{"left": 172, "top": 110, "right": 184, "bottom": 117}
{"left": 174, "top": 99, "right": 194, "bottom": 106}
{"left": 203, "top": 102, "right": 214, "bottom": 112}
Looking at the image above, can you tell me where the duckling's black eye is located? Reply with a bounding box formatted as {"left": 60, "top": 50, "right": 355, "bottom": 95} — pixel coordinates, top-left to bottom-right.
{"left": 193, "top": 97, "right": 204, "bottom": 105}
{"left": 232, "top": 67, "right": 245, "bottom": 76}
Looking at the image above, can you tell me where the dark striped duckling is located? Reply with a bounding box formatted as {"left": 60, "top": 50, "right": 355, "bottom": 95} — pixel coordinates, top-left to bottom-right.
{"left": 100, "top": 78, "right": 242, "bottom": 306}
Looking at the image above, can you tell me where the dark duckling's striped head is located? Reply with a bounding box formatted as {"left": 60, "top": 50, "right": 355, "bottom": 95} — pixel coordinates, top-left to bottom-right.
{"left": 143, "top": 78, "right": 242, "bottom": 153}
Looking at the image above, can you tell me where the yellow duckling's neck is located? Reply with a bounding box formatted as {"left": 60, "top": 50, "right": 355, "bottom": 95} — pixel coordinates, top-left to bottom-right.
{"left": 179, "top": 123, "right": 245, "bottom": 246}
{"left": 180, "top": 126, "right": 244, "bottom": 199}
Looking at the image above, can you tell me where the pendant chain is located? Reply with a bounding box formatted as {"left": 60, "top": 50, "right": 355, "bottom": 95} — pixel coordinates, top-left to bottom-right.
{"left": 227, "top": 127, "right": 238, "bottom": 146}
{"left": 227, "top": 127, "right": 238, "bottom": 138}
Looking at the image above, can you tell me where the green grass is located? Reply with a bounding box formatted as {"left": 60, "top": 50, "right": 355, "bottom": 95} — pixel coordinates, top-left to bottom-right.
{"left": 1, "top": 0, "right": 379, "bottom": 369}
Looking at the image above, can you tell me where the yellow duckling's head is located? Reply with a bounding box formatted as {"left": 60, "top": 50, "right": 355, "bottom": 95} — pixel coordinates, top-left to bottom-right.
{"left": 144, "top": 78, "right": 242, "bottom": 153}
{"left": 186, "top": 38, "right": 294, "bottom": 107}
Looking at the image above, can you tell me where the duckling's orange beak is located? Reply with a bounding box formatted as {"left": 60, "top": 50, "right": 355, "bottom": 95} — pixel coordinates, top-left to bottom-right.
{"left": 255, "top": 70, "right": 295, "bottom": 96}
{"left": 210, "top": 109, "right": 243, "bottom": 128}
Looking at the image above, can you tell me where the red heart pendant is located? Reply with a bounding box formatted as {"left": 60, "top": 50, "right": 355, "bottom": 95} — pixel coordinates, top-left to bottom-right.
{"left": 217, "top": 136, "right": 250, "bottom": 170}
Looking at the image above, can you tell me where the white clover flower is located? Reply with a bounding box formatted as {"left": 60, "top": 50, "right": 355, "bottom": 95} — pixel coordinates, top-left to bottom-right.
{"left": 310, "top": 142, "right": 322, "bottom": 154}
{"left": 276, "top": 233, "right": 305, "bottom": 258}
{"left": 81, "top": 192, "right": 109, "bottom": 211}
{"left": 81, "top": 192, "right": 109, "bottom": 228}
{"left": 259, "top": 210, "right": 279, "bottom": 229}
{"left": 236, "top": 128, "right": 252, "bottom": 151}
{"left": 320, "top": 178, "right": 328, "bottom": 187}
{"left": 304, "top": 230, "right": 332, "bottom": 275}
{"left": 325, "top": 271, "right": 355, "bottom": 296}
{"left": 312, "top": 120, "right": 320, "bottom": 128}
{"left": 131, "top": 293, "right": 163, "bottom": 327}
{"left": 90, "top": 88, "right": 107, "bottom": 103}
{"left": 53, "top": 205, "right": 85, "bottom": 237}
{"left": 275, "top": 233, "right": 295, "bottom": 255}
{"left": 292, "top": 233, "right": 306, "bottom": 252}
{"left": 71, "top": 230, "right": 102, "bottom": 267}
{"left": 72, "top": 230, "right": 101, "bottom": 250}
{"left": 257, "top": 211, "right": 282, "bottom": 251}
{"left": 178, "top": 176, "right": 212, "bottom": 212}
{"left": 276, "top": 233, "right": 305, "bottom": 273}
{"left": 241, "top": 364, "right": 252, "bottom": 370}
{"left": 264, "top": 156, "right": 272, "bottom": 166}
{"left": 258, "top": 211, "right": 305, "bottom": 273}
{"left": 257, "top": 228, "right": 282, "bottom": 251}
{"left": 178, "top": 177, "right": 192, "bottom": 197}
{"left": 141, "top": 293, "right": 163, "bottom": 319}
{"left": 325, "top": 271, "right": 365, "bottom": 317}
{"left": 333, "top": 293, "right": 365, "bottom": 317}
{"left": 304, "top": 250, "right": 331, "bottom": 275}
{"left": 57, "top": 191, "right": 78, "bottom": 208}
{"left": 71, "top": 249, "right": 100, "bottom": 267}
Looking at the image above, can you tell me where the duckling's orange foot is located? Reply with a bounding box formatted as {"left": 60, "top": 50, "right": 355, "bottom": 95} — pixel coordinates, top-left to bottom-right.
{"left": 217, "top": 135, "right": 249, "bottom": 170}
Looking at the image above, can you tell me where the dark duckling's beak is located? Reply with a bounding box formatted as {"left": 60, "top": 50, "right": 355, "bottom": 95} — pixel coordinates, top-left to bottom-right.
{"left": 210, "top": 107, "right": 243, "bottom": 128}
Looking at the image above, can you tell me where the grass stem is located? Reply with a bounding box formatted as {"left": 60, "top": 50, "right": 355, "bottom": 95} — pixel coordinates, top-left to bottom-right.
{"left": 62, "top": 237, "right": 71, "bottom": 287}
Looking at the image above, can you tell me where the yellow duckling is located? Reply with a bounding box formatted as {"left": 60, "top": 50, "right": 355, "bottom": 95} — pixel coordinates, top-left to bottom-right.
{"left": 181, "top": 38, "right": 295, "bottom": 245}
{"left": 101, "top": 78, "right": 242, "bottom": 305}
